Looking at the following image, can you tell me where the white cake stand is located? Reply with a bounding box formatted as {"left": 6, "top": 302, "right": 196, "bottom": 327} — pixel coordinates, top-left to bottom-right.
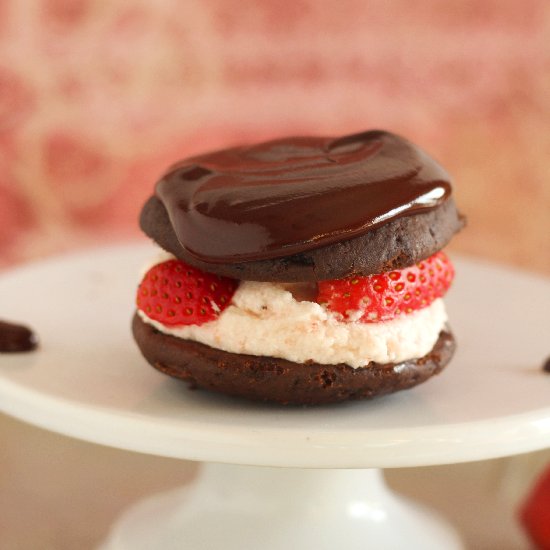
{"left": 0, "top": 244, "right": 549, "bottom": 550}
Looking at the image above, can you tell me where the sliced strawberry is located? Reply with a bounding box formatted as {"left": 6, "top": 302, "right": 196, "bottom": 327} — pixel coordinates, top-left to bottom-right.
{"left": 137, "top": 259, "right": 238, "bottom": 326}
{"left": 317, "top": 251, "right": 454, "bottom": 323}
{"left": 520, "top": 466, "right": 550, "bottom": 550}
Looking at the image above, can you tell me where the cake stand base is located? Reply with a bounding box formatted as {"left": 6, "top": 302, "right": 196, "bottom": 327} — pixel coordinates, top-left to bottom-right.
{"left": 99, "top": 463, "right": 463, "bottom": 550}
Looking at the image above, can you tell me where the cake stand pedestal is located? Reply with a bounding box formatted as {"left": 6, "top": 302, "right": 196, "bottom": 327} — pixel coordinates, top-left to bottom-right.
{"left": 99, "top": 465, "right": 462, "bottom": 550}
{"left": 0, "top": 244, "right": 549, "bottom": 550}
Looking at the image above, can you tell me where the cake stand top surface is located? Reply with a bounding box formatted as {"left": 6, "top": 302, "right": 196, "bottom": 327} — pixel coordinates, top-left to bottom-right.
{"left": 0, "top": 243, "right": 548, "bottom": 469}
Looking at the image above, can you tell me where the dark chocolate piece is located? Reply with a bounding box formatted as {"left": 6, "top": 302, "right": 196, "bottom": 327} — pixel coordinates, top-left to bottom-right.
{"left": 140, "top": 194, "right": 464, "bottom": 281}
{"left": 156, "top": 130, "right": 452, "bottom": 264}
{"left": 0, "top": 320, "right": 38, "bottom": 353}
{"left": 132, "top": 313, "right": 455, "bottom": 406}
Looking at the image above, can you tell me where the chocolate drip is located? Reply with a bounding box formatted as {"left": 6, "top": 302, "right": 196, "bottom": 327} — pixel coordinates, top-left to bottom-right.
{"left": 156, "top": 130, "right": 452, "bottom": 264}
{"left": 0, "top": 320, "right": 38, "bottom": 353}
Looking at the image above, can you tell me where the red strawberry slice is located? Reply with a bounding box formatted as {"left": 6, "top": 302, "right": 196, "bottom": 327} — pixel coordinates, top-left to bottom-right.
{"left": 317, "top": 251, "right": 454, "bottom": 323}
{"left": 137, "top": 259, "right": 238, "bottom": 326}
{"left": 520, "top": 466, "right": 550, "bottom": 550}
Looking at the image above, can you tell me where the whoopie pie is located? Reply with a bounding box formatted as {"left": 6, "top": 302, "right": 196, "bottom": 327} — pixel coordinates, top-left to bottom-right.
{"left": 133, "top": 130, "right": 465, "bottom": 405}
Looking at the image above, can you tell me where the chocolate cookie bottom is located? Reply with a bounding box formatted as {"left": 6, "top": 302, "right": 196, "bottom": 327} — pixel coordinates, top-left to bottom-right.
{"left": 132, "top": 313, "right": 455, "bottom": 406}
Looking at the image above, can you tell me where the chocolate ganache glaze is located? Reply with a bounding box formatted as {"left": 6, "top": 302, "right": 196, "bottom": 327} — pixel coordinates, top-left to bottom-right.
{"left": 156, "top": 130, "right": 452, "bottom": 264}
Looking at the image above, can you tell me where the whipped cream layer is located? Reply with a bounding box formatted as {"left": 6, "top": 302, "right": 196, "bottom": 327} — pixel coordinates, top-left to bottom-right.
{"left": 137, "top": 264, "right": 448, "bottom": 368}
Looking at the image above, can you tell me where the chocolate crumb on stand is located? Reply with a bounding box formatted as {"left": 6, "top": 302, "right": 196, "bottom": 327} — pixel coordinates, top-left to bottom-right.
{"left": 0, "top": 320, "right": 38, "bottom": 353}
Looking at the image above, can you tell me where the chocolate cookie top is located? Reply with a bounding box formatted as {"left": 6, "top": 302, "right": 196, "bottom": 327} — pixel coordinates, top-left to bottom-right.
{"left": 140, "top": 195, "right": 464, "bottom": 281}
{"left": 156, "top": 130, "right": 451, "bottom": 264}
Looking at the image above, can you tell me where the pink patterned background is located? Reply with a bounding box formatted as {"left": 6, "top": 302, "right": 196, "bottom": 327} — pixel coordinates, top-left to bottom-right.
{"left": 1, "top": 0, "right": 549, "bottom": 274}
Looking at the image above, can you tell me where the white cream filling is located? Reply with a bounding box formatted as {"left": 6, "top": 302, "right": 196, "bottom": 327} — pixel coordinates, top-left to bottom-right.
{"left": 138, "top": 272, "right": 448, "bottom": 369}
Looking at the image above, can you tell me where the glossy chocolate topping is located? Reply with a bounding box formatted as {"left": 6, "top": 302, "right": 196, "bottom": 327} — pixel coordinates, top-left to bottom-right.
{"left": 156, "top": 130, "right": 452, "bottom": 263}
{"left": 0, "top": 320, "right": 38, "bottom": 353}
